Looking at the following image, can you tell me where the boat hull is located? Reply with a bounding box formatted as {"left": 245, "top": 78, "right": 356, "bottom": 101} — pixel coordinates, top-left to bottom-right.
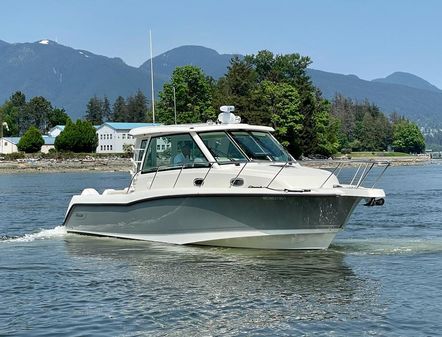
{"left": 64, "top": 194, "right": 361, "bottom": 250}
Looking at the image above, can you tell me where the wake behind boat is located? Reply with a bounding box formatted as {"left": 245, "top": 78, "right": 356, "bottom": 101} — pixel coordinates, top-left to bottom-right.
{"left": 63, "top": 106, "right": 388, "bottom": 249}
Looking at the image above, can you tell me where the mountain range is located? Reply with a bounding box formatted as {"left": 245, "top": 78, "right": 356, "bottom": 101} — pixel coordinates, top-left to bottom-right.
{"left": 1, "top": 39, "right": 441, "bottom": 127}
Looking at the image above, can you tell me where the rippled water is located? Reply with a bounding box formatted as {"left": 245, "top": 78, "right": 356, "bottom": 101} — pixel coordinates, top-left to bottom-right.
{"left": 1, "top": 165, "right": 442, "bottom": 336}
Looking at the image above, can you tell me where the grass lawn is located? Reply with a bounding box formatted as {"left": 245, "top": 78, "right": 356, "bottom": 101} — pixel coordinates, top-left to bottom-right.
{"left": 348, "top": 151, "right": 410, "bottom": 157}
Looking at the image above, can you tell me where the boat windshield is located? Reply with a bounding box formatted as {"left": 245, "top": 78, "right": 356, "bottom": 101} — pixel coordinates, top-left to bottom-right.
{"left": 199, "top": 132, "right": 247, "bottom": 164}
{"left": 229, "top": 131, "right": 293, "bottom": 162}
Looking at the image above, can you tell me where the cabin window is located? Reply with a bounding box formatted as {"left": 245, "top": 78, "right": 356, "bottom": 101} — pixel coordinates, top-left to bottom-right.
{"left": 198, "top": 132, "right": 247, "bottom": 164}
{"left": 230, "top": 131, "right": 293, "bottom": 162}
{"left": 142, "top": 134, "right": 209, "bottom": 173}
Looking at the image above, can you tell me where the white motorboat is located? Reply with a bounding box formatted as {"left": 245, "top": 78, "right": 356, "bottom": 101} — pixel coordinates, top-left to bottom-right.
{"left": 63, "top": 106, "right": 388, "bottom": 250}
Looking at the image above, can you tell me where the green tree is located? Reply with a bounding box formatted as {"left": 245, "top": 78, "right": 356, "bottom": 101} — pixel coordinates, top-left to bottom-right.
{"left": 47, "top": 108, "right": 70, "bottom": 129}
{"left": 127, "top": 90, "right": 149, "bottom": 122}
{"left": 332, "top": 96, "right": 392, "bottom": 152}
{"left": 231, "top": 50, "right": 336, "bottom": 158}
{"left": 17, "top": 126, "right": 44, "bottom": 153}
{"left": 103, "top": 96, "right": 111, "bottom": 121}
{"left": 392, "top": 119, "right": 425, "bottom": 153}
{"left": 252, "top": 81, "right": 303, "bottom": 151}
{"left": 110, "top": 96, "right": 127, "bottom": 122}
{"left": 157, "top": 65, "right": 215, "bottom": 124}
{"left": 55, "top": 119, "right": 98, "bottom": 152}
{"left": 22, "top": 96, "right": 53, "bottom": 134}
{"left": 213, "top": 57, "right": 258, "bottom": 123}
{"left": 85, "top": 96, "right": 104, "bottom": 125}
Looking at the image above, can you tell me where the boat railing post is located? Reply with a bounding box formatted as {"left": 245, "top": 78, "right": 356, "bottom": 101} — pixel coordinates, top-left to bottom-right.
{"left": 350, "top": 163, "right": 362, "bottom": 186}
{"left": 320, "top": 162, "right": 342, "bottom": 188}
{"left": 266, "top": 161, "right": 288, "bottom": 189}
{"left": 127, "top": 168, "right": 141, "bottom": 193}
{"left": 200, "top": 162, "right": 214, "bottom": 187}
{"left": 371, "top": 162, "right": 390, "bottom": 188}
{"left": 149, "top": 166, "right": 161, "bottom": 190}
{"left": 230, "top": 161, "right": 248, "bottom": 188}
{"left": 357, "top": 162, "right": 375, "bottom": 188}
{"left": 173, "top": 165, "right": 186, "bottom": 188}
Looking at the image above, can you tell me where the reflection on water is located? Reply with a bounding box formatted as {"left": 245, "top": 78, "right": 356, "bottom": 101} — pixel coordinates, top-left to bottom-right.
{"left": 60, "top": 235, "right": 382, "bottom": 336}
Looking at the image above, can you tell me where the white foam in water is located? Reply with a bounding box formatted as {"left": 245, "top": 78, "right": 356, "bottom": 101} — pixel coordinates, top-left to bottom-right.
{"left": 8, "top": 226, "right": 67, "bottom": 243}
{"left": 333, "top": 238, "right": 442, "bottom": 255}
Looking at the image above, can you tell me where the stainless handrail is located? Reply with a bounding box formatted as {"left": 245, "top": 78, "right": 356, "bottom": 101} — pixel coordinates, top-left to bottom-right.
{"left": 230, "top": 162, "right": 248, "bottom": 188}
{"left": 321, "top": 160, "right": 390, "bottom": 189}
{"left": 200, "top": 162, "right": 215, "bottom": 187}
{"left": 320, "top": 162, "right": 343, "bottom": 188}
{"left": 266, "top": 161, "right": 289, "bottom": 188}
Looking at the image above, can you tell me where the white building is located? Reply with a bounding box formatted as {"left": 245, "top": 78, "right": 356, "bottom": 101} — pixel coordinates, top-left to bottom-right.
{"left": 0, "top": 136, "right": 56, "bottom": 154}
{"left": 0, "top": 137, "right": 20, "bottom": 154}
{"left": 96, "top": 122, "right": 158, "bottom": 153}
{"left": 41, "top": 136, "right": 56, "bottom": 153}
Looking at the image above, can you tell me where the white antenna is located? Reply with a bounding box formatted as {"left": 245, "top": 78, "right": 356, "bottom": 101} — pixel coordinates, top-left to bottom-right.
{"left": 149, "top": 29, "right": 155, "bottom": 123}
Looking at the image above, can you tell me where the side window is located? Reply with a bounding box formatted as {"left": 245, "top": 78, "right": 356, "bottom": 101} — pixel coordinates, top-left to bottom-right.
{"left": 142, "top": 134, "right": 208, "bottom": 173}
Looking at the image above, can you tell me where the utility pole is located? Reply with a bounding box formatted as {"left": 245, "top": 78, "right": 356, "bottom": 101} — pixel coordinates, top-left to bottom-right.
{"left": 149, "top": 29, "right": 155, "bottom": 123}
{"left": 173, "top": 86, "right": 177, "bottom": 125}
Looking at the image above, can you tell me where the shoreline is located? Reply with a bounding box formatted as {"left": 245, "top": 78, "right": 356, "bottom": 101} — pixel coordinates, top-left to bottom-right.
{"left": 0, "top": 156, "right": 433, "bottom": 174}
{"left": 0, "top": 158, "right": 133, "bottom": 174}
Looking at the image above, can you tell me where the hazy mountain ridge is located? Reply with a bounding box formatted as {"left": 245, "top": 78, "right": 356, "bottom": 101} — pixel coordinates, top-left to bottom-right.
{"left": 140, "top": 45, "right": 239, "bottom": 79}
{"left": 0, "top": 40, "right": 149, "bottom": 119}
{"left": 1, "top": 40, "right": 442, "bottom": 126}
{"left": 308, "top": 69, "right": 442, "bottom": 126}
{"left": 372, "top": 71, "right": 441, "bottom": 93}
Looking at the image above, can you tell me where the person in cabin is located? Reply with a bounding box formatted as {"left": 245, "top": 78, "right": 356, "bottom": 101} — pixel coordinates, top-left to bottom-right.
{"left": 173, "top": 142, "right": 192, "bottom": 166}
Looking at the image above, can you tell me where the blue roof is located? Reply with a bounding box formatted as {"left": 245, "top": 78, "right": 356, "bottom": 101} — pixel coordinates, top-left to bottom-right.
{"left": 101, "top": 122, "right": 160, "bottom": 131}
{"left": 4, "top": 137, "right": 21, "bottom": 144}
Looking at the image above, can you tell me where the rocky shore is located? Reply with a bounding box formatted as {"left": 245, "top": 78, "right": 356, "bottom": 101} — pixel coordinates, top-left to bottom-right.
{"left": 0, "top": 155, "right": 432, "bottom": 174}
{"left": 0, "top": 157, "right": 133, "bottom": 174}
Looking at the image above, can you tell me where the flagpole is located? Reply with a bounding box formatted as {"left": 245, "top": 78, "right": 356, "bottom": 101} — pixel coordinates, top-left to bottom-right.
{"left": 149, "top": 29, "right": 155, "bottom": 123}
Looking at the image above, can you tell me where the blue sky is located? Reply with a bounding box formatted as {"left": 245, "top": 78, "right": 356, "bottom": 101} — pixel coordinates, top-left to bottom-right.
{"left": 1, "top": 0, "right": 442, "bottom": 87}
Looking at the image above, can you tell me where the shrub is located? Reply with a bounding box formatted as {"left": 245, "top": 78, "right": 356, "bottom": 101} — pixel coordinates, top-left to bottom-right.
{"left": 17, "top": 126, "right": 44, "bottom": 153}
{"left": 55, "top": 119, "right": 98, "bottom": 153}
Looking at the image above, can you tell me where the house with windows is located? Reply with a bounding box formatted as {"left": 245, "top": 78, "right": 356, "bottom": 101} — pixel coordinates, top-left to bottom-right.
{"left": 0, "top": 136, "right": 56, "bottom": 154}
{"left": 96, "top": 122, "right": 159, "bottom": 153}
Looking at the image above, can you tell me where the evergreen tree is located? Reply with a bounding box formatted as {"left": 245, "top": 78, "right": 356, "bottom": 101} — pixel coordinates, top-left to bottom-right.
{"left": 55, "top": 119, "right": 98, "bottom": 153}
{"left": 85, "top": 96, "right": 104, "bottom": 125}
{"left": 110, "top": 96, "right": 127, "bottom": 122}
{"left": 223, "top": 50, "right": 336, "bottom": 157}
{"left": 47, "top": 108, "right": 70, "bottom": 129}
{"left": 102, "top": 96, "right": 111, "bottom": 122}
{"left": 22, "top": 96, "right": 52, "bottom": 134}
{"left": 213, "top": 57, "right": 258, "bottom": 123}
{"left": 17, "top": 126, "right": 44, "bottom": 153}
{"left": 127, "top": 90, "right": 149, "bottom": 122}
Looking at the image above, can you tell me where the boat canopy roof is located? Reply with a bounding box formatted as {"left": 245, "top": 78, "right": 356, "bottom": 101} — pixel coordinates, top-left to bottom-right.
{"left": 129, "top": 123, "right": 275, "bottom": 138}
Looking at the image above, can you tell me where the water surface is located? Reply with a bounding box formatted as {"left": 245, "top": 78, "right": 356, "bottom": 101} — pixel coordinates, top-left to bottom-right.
{"left": 1, "top": 166, "right": 441, "bottom": 336}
